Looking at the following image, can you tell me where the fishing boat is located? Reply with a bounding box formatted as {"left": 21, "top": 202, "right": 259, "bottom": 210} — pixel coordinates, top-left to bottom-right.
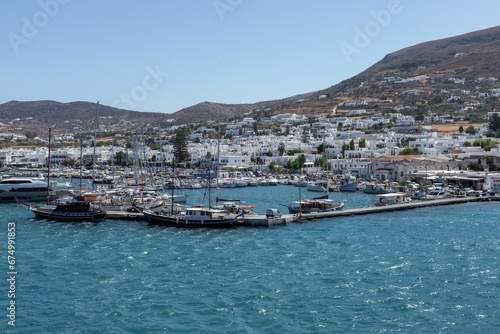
{"left": 288, "top": 198, "right": 345, "bottom": 214}
{"left": 25, "top": 196, "right": 107, "bottom": 222}
{"left": 338, "top": 174, "right": 358, "bottom": 192}
{"left": 363, "top": 182, "right": 391, "bottom": 194}
{"left": 306, "top": 180, "right": 328, "bottom": 192}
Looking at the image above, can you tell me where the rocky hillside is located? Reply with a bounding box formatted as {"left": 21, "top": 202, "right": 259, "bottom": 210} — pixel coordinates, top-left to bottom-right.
{"left": 174, "top": 25, "right": 500, "bottom": 121}
{"left": 1, "top": 25, "right": 499, "bottom": 132}
{"left": 0, "top": 100, "right": 166, "bottom": 133}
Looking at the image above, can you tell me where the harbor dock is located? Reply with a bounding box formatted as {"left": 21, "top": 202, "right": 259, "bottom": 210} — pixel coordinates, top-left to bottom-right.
{"left": 241, "top": 196, "right": 499, "bottom": 226}
{"left": 105, "top": 210, "right": 145, "bottom": 220}
{"left": 103, "top": 196, "right": 499, "bottom": 226}
{"left": 298, "top": 196, "right": 497, "bottom": 221}
{"left": 242, "top": 214, "right": 299, "bottom": 227}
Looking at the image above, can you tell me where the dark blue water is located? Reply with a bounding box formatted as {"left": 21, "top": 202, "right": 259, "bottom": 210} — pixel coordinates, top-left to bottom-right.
{"left": 2, "top": 185, "right": 500, "bottom": 333}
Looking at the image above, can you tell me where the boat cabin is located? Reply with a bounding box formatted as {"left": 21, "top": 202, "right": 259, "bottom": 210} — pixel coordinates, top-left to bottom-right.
{"left": 376, "top": 192, "right": 412, "bottom": 206}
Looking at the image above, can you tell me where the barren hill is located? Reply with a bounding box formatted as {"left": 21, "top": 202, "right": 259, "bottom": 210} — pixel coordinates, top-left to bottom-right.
{"left": 1, "top": 25, "right": 499, "bottom": 131}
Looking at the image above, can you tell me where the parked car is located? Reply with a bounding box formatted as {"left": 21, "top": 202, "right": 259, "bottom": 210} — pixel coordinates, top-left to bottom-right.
{"left": 466, "top": 190, "right": 482, "bottom": 197}
{"left": 265, "top": 208, "right": 282, "bottom": 218}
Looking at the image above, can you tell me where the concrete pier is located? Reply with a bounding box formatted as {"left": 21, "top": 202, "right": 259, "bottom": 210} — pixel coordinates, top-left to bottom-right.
{"left": 298, "top": 196, "right": 498, "bottom": 221}
{"left": 105, "top": 211, "right": 145, "bottom": 220}
{"left": 242, "top": 214, "right": 299, "bottom": 227}
{"left": 103, "top": 196, "right": 499, "bottom": 225}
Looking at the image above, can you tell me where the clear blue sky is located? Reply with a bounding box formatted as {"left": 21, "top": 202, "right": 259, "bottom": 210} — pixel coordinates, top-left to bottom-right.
{"left": 1, "top": 0, "right": 499, "bottom": 114}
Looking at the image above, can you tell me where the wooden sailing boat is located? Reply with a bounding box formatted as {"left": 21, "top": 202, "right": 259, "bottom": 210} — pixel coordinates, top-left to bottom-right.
{"left": 24, "top": 125, "right": 106, "bottom": 222}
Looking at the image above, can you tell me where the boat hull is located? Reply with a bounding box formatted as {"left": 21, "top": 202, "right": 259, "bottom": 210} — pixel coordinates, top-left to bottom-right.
{"left": 0, "top": 190, "right": 47, "bottom": 202}
{"left": 288, "top": 201, "right": 345, "bottom": 214}
{"left": 363, "top": 184, "right": 391, "bottom": 194}
{"left": 31, "top": 207, "right": 106, "bottom": 222}
{"left": 143, "top": 211, "right": 237, "bottom": 228}
{"left": 339, "top": 182, "right": 357, "bottom": 192}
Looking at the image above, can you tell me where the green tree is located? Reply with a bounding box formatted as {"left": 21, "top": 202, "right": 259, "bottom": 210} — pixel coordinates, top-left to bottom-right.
{"left": 268, "top": 161, "right": 277, "bottom": 172}
{"left": 301, "top": 128, "right": 309, "bottom": 144}
{"left": 465, "top": 126, "right": 477, "bottom": 135}
{"left": 468, "top": 159, "right": 484, "bottom": 171}
{"left": 278, "top": 142, "right": 286, "bottom": 156}
{"left": 172, "top": 128, "right": 190, "bottom": 163}
{"left": 488, "top": 113, "right": 500, "bottom": 134}
{"left": 458, "top": 125, "right": 464, "bottom": 134}
{"left": 297, "top": 154, "right": 306, "bottom": 169}
{"left": 399, "top": 148, "right": 422, "bottom": 155}
{"left": 473, "top": 139, "right": 498, "bottom": 151}
{"left": 287, "top": 148, "right": 303, "bottom": 155}
{"left": 349, "top": 139, "right": 355, "bottom": 150}
{"left": 24, "top": 130, "right": 37, "bottom": 139}
{"left": 314, "top": 155, "right": 327, "bottom": 167}
{"left": 284, "top": 126, "right": 290, "bottom": 136}
{"left": 317, "top": 143, "right": 325, "bottom": 154}
{"left": 485, "top": 129, "right": 498, "bottom": 138}
{"left": 62, "top": 158, "right": 76, "bottom": 167}
{"left": 341, "top": 142, "right": 349, "bottom": 158}
{"left": 358, "top": 138, "right": 366, "bottom": 148}
{"left": 115, "top": 151, "right": 127, "bottom": 167}
{"left": 286, "top": 157, "right": 301, "bottom": 170}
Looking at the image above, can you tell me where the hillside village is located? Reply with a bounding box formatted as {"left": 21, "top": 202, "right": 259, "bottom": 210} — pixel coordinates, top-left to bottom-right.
{"left": 2, "top": 25, "right": 500, "bottom": 193}
{"left": 1, "top": 98, "right": 500, "bottom": 193}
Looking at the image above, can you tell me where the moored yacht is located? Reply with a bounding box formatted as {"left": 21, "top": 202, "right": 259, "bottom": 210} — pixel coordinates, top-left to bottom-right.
{"left": 0, "top": 176, "right": 49, "bottom": 202}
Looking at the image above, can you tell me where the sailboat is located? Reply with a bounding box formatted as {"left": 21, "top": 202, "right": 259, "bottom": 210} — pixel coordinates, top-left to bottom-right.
{"left": 143, "top": 134, "right": 239, "bottom": 228}
{"left": 143, "top": 169, "right": 239, "bottom": 228}
{"left": 287, "top": 159, "right": 346, "bottom": 214}
{"left": 27, "top": 195, "right": 107, "bottom": 222}
{"left": 23, "top": 125, "right": 107, "bottom": 222}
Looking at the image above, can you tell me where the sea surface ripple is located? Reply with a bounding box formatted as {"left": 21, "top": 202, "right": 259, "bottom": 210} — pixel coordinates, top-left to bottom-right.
{"left": 2, "top": 185, "right": 500, "bottom": 333}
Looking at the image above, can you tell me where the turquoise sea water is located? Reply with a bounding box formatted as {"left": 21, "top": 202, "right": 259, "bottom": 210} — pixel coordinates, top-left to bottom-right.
{"left": 2, "top": 185, "right": 500, "bottom": 333}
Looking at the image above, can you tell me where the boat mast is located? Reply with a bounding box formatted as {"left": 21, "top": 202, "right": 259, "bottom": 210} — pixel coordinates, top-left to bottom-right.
{"left": 216, "top": 123, "right": 220, "bottom": 202}
{"left": 92, "top": 101, "right": 99, "bottom": 191}
{"left": 79, "top": 140, "right": 83, "bottom": 191}
{"left": 171, "top": 157, "right": 175, "bottom": 213}
{"left": 46, "top": 126, "right": 52, "bottom": 204}
{"left": 326, "top": 155, "right": 330, "bottom": 198}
